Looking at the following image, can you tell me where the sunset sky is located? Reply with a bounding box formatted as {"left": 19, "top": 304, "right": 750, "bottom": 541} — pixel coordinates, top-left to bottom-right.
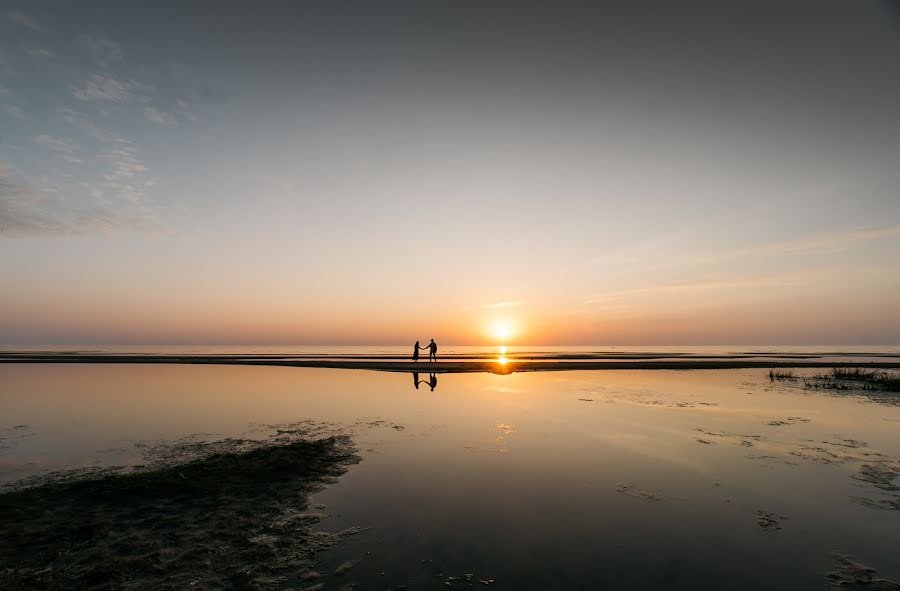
{"left": 1, "top": 1, "right": 899, "bottom": 345}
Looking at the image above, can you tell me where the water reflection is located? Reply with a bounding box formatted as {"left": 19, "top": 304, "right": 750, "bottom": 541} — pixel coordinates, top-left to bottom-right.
{"left": 493, "top": 345, "right": 514, "bottom": 374}
{"left": 412, "top": 372, "right": 438, "bottom": 391}
{"left": 4, "top": 365, "right": 900, "bottom": 590}
{"left": 498, "top": 345, "right": 508, "bottom": 364}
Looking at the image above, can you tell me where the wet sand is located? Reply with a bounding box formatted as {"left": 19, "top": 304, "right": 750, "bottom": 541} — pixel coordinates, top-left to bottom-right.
{"left": 2, "top": 351, "right": 899, "bottom": 373}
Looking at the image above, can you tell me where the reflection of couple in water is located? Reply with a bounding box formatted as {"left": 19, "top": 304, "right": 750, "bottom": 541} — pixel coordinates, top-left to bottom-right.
{"left": 413, "top": 339, "right": 437, "bottom": 363}
{"left": 413, "top": 372, "right": 438, "bottom": 391}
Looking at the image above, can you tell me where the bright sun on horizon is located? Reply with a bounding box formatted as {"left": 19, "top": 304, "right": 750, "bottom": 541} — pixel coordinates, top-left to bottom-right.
{"left": 490, "top": 323, "right": 514, "bottom": 342}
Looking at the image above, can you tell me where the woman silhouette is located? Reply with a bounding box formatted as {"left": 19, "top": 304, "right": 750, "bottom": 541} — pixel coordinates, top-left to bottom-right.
{"left": 413, "top": 341, "right": 422, "bottom": 362}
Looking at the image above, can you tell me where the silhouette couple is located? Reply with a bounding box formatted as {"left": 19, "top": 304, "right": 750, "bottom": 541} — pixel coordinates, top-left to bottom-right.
{"left": 413, "top": 339, "right": 437, "bottom": 363}
{"left": 413, "top": 372, "right": 438, "bottom": 391}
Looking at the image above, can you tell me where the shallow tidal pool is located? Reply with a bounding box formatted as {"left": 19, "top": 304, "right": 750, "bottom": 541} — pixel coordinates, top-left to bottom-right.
{"left": 1, "top": 364, "right": 898, "bottom": 590}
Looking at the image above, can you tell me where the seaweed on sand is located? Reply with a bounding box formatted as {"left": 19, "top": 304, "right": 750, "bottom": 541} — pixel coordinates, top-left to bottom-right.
{"left": 0, "top": 435, "right": 360, "bottom": 590}
{"left": 826, "top": 553, "right": 900, "bottom": 590}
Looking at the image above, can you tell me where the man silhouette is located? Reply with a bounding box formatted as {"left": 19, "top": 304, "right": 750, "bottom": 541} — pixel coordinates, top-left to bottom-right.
{"left": 428, "top": 339, "right": 437, "bottom": 362}
{"left": 428, "top": 373, "right": 438, "bottom": 391}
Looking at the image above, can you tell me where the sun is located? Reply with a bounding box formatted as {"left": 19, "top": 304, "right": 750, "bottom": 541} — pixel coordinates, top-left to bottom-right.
{"left": 490, "top": 322, "right": 514, "bottom": 342}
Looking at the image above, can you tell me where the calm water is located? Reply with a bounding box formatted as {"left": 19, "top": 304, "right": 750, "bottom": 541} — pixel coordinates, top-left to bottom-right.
{"left": 2, "top": 363, "right": 899, "bottom": 589}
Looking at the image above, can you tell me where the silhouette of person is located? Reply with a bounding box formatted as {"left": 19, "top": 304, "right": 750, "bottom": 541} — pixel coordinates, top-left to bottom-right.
{"left": 428, "top": 373, "right": 438, "bottom": 391}
{"left": 428, "top": 339, "right": 437, "bottom": 363}
{"left": 413, "top": 371, "right": 424, "bottom": 389}
{"left": 413, "top": 340, "right": 422, "bottom": 362}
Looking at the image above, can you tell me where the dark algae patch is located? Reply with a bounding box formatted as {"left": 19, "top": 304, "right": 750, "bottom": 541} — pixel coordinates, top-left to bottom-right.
{"left": 0, "top": 432, "right": 360, "bottom": 590}
{"left": 827, "top": 553, "right": 900, "bottom": 590}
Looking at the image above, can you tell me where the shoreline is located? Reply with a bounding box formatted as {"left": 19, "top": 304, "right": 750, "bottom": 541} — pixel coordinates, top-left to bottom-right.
{"left": 2, "top": 352, "right": 900, "bottom": 373}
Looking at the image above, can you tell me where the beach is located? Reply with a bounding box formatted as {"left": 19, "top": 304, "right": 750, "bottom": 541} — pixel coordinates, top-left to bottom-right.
{"left": 3, "top": 347, "right": 900, "bottom": 373}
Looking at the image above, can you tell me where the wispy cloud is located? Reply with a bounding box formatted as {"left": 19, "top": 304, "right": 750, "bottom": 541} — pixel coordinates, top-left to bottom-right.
{"left": 71, "top": 74, "right": 146, "bottom": 102}
{"left": 7, "top": 11, "right": 43, "bottom": 32}
{"left": 175, "top": 98, "right": 196, "bottom": 121}
{"left": 0, "top": 84, "right": 12, "bottom": 99}
{"left": 59, "top": 108, "right": 120, "bottom": 143}
{"left": 1, "top": 190, "right": 66, "bottom": 236}
{"left": 80, "top": 35, "right": 123, "bottom": 66}
{"left": 481, "top": 301, "right": 521, "bottom": 309}
{"left": 584, "top": 275, "right": 804, "bottom": 305}
{"left": 0, "top": 163, "right": 70, "bottom": 236}
{"left": 34, "top": 134, "right": 80, "bottom": 155}
{"left": 1, "top": 103, "right": 25, "bottom": 119}
{"left": 100, "top": 144, "right": 146, "bottom": 178}
{"left": 0, "top": 162, "right": 166, "bottom": 238}
{"left": 98, "top": 143, "right": 155, "bottom": 205}
{"left": 24, "top": 47, "right": 54, "bottom": 59}
{"left": 688, "top": 225, "right": 900, "bottom": 266}
{"left": 143, "top": 106, "right": 177, "bottom": 126}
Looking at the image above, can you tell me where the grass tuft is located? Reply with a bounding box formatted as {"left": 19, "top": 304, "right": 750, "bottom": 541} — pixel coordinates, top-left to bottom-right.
{"left": 831, "top": 367, "right": 877, "bottom": 380}
{"left": 768, "top": 369, "right": 796, "bottom": 381}
{"left": 803, "top": 368, "right": 900, "bottom": 394}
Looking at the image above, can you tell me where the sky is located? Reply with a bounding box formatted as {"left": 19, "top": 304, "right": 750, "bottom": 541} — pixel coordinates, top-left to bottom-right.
{"left": 1, "top": 0, "right": 899, "bottom": 346}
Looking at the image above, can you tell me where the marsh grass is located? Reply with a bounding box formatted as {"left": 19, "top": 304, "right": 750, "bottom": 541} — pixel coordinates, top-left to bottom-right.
{"left": 830, "top": 367, "right": 877, "bottom": 380}
{"left": 803, "top": 368, "right": 900, "bottom": 394}
{"left": 768, "top": 369, "right": 797, "bottom": 381}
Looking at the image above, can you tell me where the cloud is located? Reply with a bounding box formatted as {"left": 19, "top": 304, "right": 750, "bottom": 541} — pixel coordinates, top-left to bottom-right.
{"left": 175, "top": 98, "right": 197, "bottom": 121}
{"left": 481, "top": 301, "right": 521, "bottom": 309}
{"left": 100, "top": 144, "right": 146, "bottom": 178}
{"left": 59, "top": 108, "right": 120, "bottom": 142}
{"left": 71, "top": 74, "right": 144, "bottom": 102}
{"left": 584, "top": 273, "right": 803, "bottom": 305}
{"left": 0, "top": 163, "right": 68, "bottom": 236}
{"left": 585, "top": 275, "right": 804, "bottom": 305}
{"left": 714, "top": 225, "right": 900, "bottom": 260}
{"left": 1, "top": 103, "right": 25, "bottom": 119}
{"left": 34, "top": 134, "right": 80, "bottom": 154}
{"left": 0, "top": 162, "right": 167, "bottom": 238}
{"left": 1, "top": 191, "right": 66, "bottom": 236}
{"left": 0, "top": 84, "right": 12, "bottom": 98}
{"left": 143, "top": 106, "right": 177, "bottom": 126}
{"left": 80, "top": 35, "right": 123, "bottom": 66}
{"left": 8, "top": 11, "right": 42, "bottom": 32}
{"left": 24, "top": 47, "right": 53, "bottom": 59}
{"left": 98, "top": 142, "right": 156, "bottom": 205}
